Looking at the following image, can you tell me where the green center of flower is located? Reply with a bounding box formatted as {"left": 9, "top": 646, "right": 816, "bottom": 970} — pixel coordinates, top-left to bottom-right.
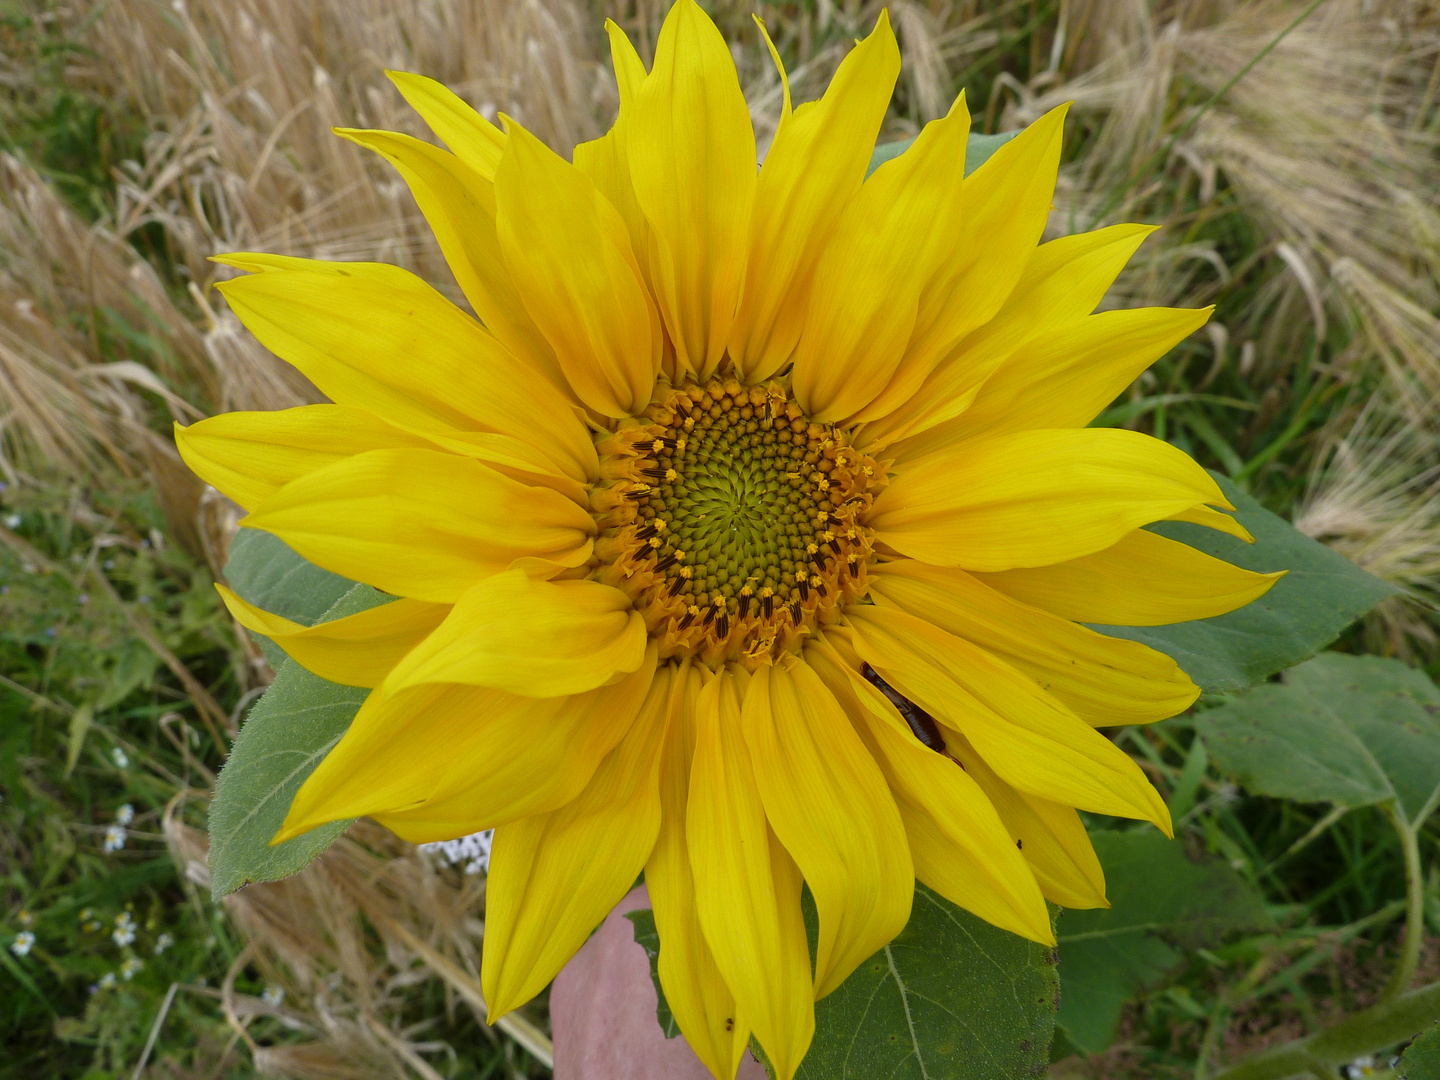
{"left": 592, "top": 378, "right": 881, "bottom": 664}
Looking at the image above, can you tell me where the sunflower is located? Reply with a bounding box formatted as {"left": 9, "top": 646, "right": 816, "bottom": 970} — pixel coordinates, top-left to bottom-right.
{"left": 177, "top": 3, "right": 1281, "bottom": 1076}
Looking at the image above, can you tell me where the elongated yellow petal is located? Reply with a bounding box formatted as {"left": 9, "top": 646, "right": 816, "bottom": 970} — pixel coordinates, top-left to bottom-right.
{"left": 375, "top": 655, "right": 657, "bottom": 841}
{"left": 847, "top": 605, "right": 1172, "bottom": 832}
{"left": 387, "top": 71, "right": 505, "bottom": 179}
{"left": 860, "top": 223, "right": 1157, "bottom": 450}
{"left": 280, "top": 656, "right": 655, "bottom": 843}
{"left": 1168, "top": 503, "right": 1255, "bottom": 543}
{"left": 241, "top": 448, "right": 595, "bottom": 604}
{"left": 215, "top": 263, "right": 595, "bottom": 484}
{"left": 645, "top": 664, "right": 753, "bottom": 1080}
{"left": 941, "top": 727, "right": 1108, "bottom": 910}
{"left": 806, "top": 637, "right": 1053, "bottom": 944}
{"left": 628, "top": 0, "right": 755, "bottom": 380}
{"left": 790, "top": 93, "right": 971, "bottom": 423}
{"left": 572, "top": 22, "right": 651, "bottom": 286}
{"left": 976, "top": 528, "right": 1283, "bottom": 627}
{"left": 887, "top": 104, "right": 1068, "bottom": 415}
{"left": 743, "top": 660, "right": 912, "bottom": 997}
{"left": 688, "top": 669, "right": 814, "bottom": 1080}
{"left": 381, "top": 569, "right": 646, "bottom": 698}
{"left": 482, "top": 666, "right": 672, "bottom": 1019}
{"left": 870, "top": 560, "right": 1199, "bottom": 726}
{"left": 174, "top": 405, "right": 436, "bottom": 511}
{"left": 215, "top": 583, "right": 446, "bottom": 689}
{"left": 923, "top": 305, "right": 1214, "bottom": 449}
{"left": 728, "top": 13, "right": 900, "bottom": 383}
{"left": 330, "top": 130, "right": 567, "bottom": 391}
{"left": 495, "top": 121, "right": 661, "bottom": 418}
{"left": 869, "top": 427, "right": 1232, "bottom": 571}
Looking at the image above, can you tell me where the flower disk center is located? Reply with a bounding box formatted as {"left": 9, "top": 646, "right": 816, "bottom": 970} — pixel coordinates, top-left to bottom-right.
{"left": 592, "top": 378, "right": 881, "bottom": 664}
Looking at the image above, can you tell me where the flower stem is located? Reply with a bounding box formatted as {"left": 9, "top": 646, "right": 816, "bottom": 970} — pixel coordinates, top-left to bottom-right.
{"left": 1208, "top": 979, "right": 1440, "bottom": 1080}
{"left": 1379, "top": 804, "right": 1426, "bottom": 1005}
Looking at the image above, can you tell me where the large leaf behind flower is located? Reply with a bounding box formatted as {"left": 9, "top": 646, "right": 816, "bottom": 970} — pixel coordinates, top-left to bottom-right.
{"left": 209, "top": 533, "right": 379, "bottom": 897}
{"left": 1095, "top": 475, "right": 1396, "bottom": 693}
{"left": 631, "top": 883, "right": 1059, "bottom": 1080}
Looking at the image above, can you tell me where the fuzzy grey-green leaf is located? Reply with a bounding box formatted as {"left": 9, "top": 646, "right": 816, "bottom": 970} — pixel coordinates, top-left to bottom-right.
{"left": 1094, "top": 475, "right": 1396, "bottom": 692}
{"left": 206, "top": 581, "right": 391, "bottom": 898}
{"left": 224, "top": 530, "right": 359, "bottom": 668}
{"left": 1196, "top": 652, "right": 1440, "bottom": 828}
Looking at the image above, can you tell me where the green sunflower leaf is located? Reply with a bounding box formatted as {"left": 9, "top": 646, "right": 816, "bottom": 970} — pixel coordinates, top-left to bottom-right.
{"left": 866, "top": 129, "right": 1019, "bottom": 179}
{"left": 634, "top": 884, "right": 1059, "bottom": 1079}
{"left": 622, "top": 908, "right": 681, "bottom": 1039}
{"left": 1194, "top": 652, "right": 1440, "bottom": 828}
{"left": 1400, "top": 1024, "right": 1440, "bottom": 1080}
{"left": 1054, "top": 830, "right": 1272, "bottom": 1055}
{"left": 223, "top": 530, "right": 358, "bottom": 669}
{"left": 208, "top": 533, "right": 383, "bottom": 898}
{"left": 1094, "top": 474, "right": 1397, "bottom": 693}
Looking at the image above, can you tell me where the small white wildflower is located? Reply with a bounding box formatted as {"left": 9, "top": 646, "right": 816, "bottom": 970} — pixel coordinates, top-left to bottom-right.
{"left": 112, "top": 913, "right": 136, "bottom": 947}
{"left": 97, "top": 971, "right": 116, "bottom": 991}
{"left": 111, "top": 747, "right": 129, "bottom": 769}
{"left": 420, "top": 829, "right": 494, "bottom": 875}
{"left": 153, "top": 932, "right": 174, "bottom": 955}
{"left": 261, "top": 985, "right": 285, "bottom": 1007}
{"left": 2, "top": 513, "right": 20, "bottom": 529}
{"left": 11, "top": 931, "right": 35, "bottom": 957}
{"left": 120, "top": 957, "right": 144, "bottom": 981}
{"left": 115, "top": 804, "right": 135, "bottom": 826}
{"left": 103, "top": 824, "right": 127, "bottom": 853}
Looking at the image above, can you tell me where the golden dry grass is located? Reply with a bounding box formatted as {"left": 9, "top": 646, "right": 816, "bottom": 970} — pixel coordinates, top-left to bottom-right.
{"left": 2, "top": 0, "right": 1438, "bottom": 1074}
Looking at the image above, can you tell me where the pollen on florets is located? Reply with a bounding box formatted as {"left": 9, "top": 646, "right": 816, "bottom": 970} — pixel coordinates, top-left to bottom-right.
{"left": 590, "top": 377, "right": 882, "bottom": 665}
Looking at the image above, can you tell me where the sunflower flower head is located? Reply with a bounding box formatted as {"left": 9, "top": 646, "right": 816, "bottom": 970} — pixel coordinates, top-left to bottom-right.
{"left": 179, "top": 4, "right": 1282, "bottom": 1077}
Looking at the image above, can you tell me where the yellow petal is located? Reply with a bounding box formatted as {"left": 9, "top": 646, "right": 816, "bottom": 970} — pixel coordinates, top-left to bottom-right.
{"left": 628, "top": 0, "right": 755, "bottom": 380}
{"left": 860, "top": 223, "right": 1157, "bottom": 450}
{"left": 893, "top": 104, "right": 1069, "bottom": 413}
{"left": 806, "top": 635, "right": 1054, "bottom": 943}
{"left": 727, "top": 13, "right": 900, "bottom": 384}
{"left": 645, "top": 663, "right": 753, "bottom": 1080}
{"left": 688, "top": 668, "right": 814, "bottom": 1080}
{"left": 941, "top": 727, "right": 1108, "bottom": 910}
{"left": 789, "top": 92, "right": 971, "bottom": 423}
{"left": 870, "top": 560, "right": 1199, "bottom": 726}
{"left": 975, "top": 527, "right": 1283, "bottom": 627}
{"left": 482, "top": 665, "right": 673, "bottom": 1018}
{"left": 919, "top": 305, "right": 1214, "bottom": 450}
{"left": 869, "top": 427, "right": 1232, "bottom": 571}
{"left": 572, "top": 22, "right": 651, "bottom": 272}
{"left": 381, "top": 568, "right": 646, "bottom": 698}
{"left": 174, "top": 405, "right": 436, "bottom": 511}
{"left": 1168, "top": 503, "right": 1255, "bottom": 543}
{"left": 241, "top": 448, "right": 595, "bottom": 603}
{"left": 847, "top": 605, "right": 1172, "bottom": 833}
{"left": 280, "top": 655, "right": 655, "bottom": 843}
{"left": 495, "top": 121, "right": 661, "bottom": 418}
{"left": 386, "top": 71, "right": 505, "bottom": 179}
{"left": 330, "top": 130, "right": 567, "bottom": 391}
{"left": 215, "top": 583, "right": 446, "bottom": 689}
{"left": 743, "top": 660, "right": 912, "bottom": 997}
{"left": 214, "top": 262, "right": 596, "bottom": 484}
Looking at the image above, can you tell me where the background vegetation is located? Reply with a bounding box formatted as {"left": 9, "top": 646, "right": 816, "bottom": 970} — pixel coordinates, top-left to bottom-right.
{"left": 1, "top": 0, "right": 1437, "bottom": 1076}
